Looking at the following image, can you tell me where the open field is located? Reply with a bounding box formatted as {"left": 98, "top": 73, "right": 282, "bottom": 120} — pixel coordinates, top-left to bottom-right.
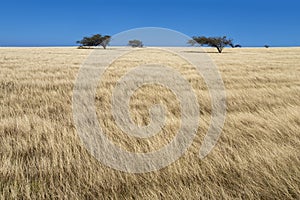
{"left": 0, "top": 47, "right": 300, "bottom": 199}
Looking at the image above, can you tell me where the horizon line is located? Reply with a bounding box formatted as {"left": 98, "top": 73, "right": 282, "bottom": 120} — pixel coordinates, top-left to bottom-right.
{"left": 1, "top": 45, "right": 300, "bottom": 48}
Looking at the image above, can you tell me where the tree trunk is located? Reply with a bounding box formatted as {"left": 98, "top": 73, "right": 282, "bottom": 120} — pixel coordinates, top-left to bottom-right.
{"left": 217, "top": 47, "right": 223, "bottom": 53}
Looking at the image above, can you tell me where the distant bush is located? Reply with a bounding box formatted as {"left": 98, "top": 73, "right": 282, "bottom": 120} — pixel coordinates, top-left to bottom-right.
{"left": 128, "top": 40, "right": 143, "bottom": 48}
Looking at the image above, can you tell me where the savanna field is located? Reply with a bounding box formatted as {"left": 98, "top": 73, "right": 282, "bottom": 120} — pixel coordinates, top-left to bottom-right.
{"left": 0, "top": 47, "right": 300, "bottom": 199}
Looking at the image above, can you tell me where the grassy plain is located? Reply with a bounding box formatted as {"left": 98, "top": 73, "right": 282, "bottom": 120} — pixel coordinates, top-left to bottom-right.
{"left": 0, "top": 47, "right": 299, "bottom": 199}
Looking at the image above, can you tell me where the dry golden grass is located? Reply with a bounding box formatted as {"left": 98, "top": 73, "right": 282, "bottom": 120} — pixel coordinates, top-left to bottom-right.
{"left": 0, "top": 47, "right": 299, "bottom": 199}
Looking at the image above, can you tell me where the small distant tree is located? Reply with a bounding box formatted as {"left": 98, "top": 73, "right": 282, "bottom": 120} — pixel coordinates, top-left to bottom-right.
{"left": 77, "top": 34, "right": 111, "bottom": 49}
{"left": 264, "top": 45, "right": 270, "bottom": 48}
{"left": 190, "top": 36, "right": 233, "bottom": 53}
{"left": 128, "top": 40, "right": 143, "bottom": 48}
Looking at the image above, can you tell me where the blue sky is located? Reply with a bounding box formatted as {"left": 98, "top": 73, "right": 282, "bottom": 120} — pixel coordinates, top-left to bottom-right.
{"left": 0, "top": 0, "right": 299, "bottom": 46}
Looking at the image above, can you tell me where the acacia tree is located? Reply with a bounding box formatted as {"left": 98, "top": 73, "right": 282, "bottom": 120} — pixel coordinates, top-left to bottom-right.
{"left": 128, "top": 40, "right": 143, "bottom": 47}
{"left": 77, "top": 34, "right": 111, "bottom": 49}
{"left": 189, "top": 36, "right": 233, "bottom": 53}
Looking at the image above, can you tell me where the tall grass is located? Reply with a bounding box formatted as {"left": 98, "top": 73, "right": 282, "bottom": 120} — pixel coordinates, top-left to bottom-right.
{"left": 0, "top": 47, "right": 299, "bottom": 199}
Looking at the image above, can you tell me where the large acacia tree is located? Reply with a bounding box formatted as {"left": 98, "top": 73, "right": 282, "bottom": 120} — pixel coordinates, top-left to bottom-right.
{"left": 77, "top": 34, "right": 111, "bottom": 49}
{"left": 188, "top": 36, "right": 233, "bottom": 53}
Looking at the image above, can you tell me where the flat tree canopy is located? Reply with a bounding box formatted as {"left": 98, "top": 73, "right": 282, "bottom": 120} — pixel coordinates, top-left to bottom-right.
{"left": 77, "top": 34, "right": 111, "bottom": 49}
{"left": 189, "top": 36, "right": 233, "bottom": 53}
{"left": 128, "top": 40, "right": 143, "bottom": 48}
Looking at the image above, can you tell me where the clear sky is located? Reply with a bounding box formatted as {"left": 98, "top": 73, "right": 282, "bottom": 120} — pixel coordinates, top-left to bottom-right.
{"left": 0, "top": 0, "right": 299, "bottom": 46}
